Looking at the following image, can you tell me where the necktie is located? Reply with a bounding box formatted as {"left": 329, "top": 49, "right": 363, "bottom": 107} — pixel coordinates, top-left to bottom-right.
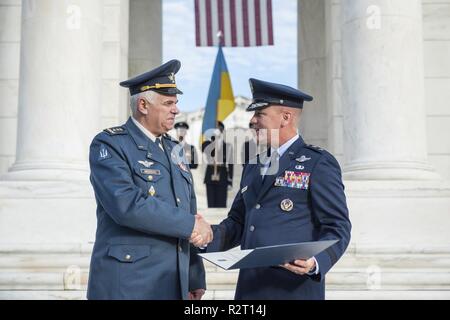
{"left": 155, "top": 137, "right": 164, "bottom": 151}
{"left": 156, "top": 137, "right": 173, "bottom": 170}
{"left": 261, "top": 149, "right": 279, "bottom": 182}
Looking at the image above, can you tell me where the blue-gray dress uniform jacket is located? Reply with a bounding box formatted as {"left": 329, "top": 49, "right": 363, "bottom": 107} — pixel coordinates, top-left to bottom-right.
{"left": 87, "top": 118, "right": 205, "bottom": 300}
{"left": 208, "top": 136, "right": 351, "bottom": 300}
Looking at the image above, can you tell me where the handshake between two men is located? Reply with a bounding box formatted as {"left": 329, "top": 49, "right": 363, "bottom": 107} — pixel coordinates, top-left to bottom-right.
{"left": 190, "top": 214, "right": 213, "bottom": 248}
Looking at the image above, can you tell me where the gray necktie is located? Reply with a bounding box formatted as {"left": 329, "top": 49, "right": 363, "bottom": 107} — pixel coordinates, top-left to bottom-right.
{"left": 155, "top": 137, "right": 164, "bottom": 151}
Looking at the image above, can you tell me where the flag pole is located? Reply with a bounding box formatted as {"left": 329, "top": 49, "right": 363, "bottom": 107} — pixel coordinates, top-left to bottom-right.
{"left": 217, "top": 30, "right": 224, "bottom": 47}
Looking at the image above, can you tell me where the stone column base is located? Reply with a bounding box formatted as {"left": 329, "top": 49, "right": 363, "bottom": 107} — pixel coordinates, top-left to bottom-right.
{"left": 0, "top": 181, "right": 96, "bottom": 244}
{"left": 345, "top": 180, "right": 450, "bottom": 247}
{"left": 344, "top": 162, "right": 440, "bottom": 181}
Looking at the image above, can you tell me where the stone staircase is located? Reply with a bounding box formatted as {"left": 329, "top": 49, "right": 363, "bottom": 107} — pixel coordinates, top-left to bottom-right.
{"left": 1, "top": 167, "right": 449, "bottom": 299}
{"left": 201, "top": 247, "right": 450, "bottom": 300}
{"left": 1, "top": 211, "right": 450, "bottom": 300}
{"left": 200, "top": 208, "right": 450, "bottom": 300}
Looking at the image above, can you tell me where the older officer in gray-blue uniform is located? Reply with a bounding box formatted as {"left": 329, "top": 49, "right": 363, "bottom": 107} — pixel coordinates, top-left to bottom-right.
{"left": 87, "top": 60, "right": 212, "bottom": 300}
{"left": 206, "top": 78, "right": 352, "bottom": 300}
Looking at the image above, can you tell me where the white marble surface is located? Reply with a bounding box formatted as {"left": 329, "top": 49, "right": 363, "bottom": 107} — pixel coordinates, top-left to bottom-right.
{"left": 1, "top": 242, "right": 449, "bottom": 300}
{"left": 2, "top": 289, "right": 450, "bottom": 300}
{"left": 298, "top": 0, "right": 329, "bottom": 148}
{"left": 3, "top": 0, "right": 104, "bottom": 181}
{"left": 128, "top": 0, "right": 162, "bottom": 77}
{"left": 325, "top": 0, "right": 343, "bottom": 163}
{"left": 320, "top": 0, "right": 450, "bottom": 180}
{"left": 423, "top": 0, "right": 450, "bottom": 182}
{"left": 341, "top": 0, "right": 437, "bottom": 180}
{"left": 101, "top": 0, "right": 130, "bottom": 127}
{"left": 0, "top": 1, "right": 21, "bottom": 174}
{"left": 0, "top": 182, "right": 97, "bottom": 244}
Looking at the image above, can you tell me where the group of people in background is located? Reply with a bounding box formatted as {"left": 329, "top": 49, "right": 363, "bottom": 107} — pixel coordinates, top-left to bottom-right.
{"left": 174, "top": 120, "right": 235, "bottom": 209}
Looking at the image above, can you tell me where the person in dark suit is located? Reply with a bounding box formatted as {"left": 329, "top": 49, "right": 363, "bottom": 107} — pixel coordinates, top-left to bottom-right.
{"left": 87, "top": 60, "right": 213, "bottom": 300}
{"left": 174, "top": 121, "right": 199, "bottom": 169}
{"left": 203, "top": 78, "right": 352, "bottom": 300}
{"left": 202, "top": 121, "right": 233, "bottom": 208}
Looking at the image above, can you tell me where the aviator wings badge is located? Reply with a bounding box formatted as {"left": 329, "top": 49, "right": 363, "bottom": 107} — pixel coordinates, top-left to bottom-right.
{"left": 138, "top": 160, "right": 154, "bottom": 168}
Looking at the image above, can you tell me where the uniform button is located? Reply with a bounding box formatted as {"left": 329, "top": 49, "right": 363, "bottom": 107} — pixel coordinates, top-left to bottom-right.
{"left": 249, "top": 225, "right": 255, "bottom": 232}
{"left": 255, "top": 204, "right": 261, "bottom": 209}
{"left": 178, "top": 245, "right": 182, "bottom": 252}
{"left": 148, "top": 175, "right": 153, "bottom": 181}
{"left": 125, "top": 254, "right": 131, "bottom": 261}
{"left": 177, "top": 198, "right": 181, "bottom": 203}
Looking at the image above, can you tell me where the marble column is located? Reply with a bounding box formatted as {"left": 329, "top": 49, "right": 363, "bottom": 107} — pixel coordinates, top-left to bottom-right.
{"left": 0, "top": 0, "right": 21, "bottom": 174}
{"left": 3, "top": 0, "right": 103, "bottom": 181}
{"left": 128, "top": 0, "right": 162, "bottom": 76}
{"left": 101, "top": 0, "right": 130, "bottom": 127}
{"left": 298, "top": 0, "right": 328, "bottom": 148}
{"left": 341, "top": 0, "right": 438, "bottom": 180}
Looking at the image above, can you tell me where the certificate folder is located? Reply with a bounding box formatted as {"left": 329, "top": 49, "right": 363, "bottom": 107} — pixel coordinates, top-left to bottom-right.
{"left": 199, "top": 240, "right": 338, "bottom": 270}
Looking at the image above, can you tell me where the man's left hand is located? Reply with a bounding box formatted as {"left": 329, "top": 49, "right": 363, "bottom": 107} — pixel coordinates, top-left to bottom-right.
{"left": 189, "top": 289, "right": 206, "bottom": 300}
{"left": 281, "top": 258, "right": 316, "bottom": 275}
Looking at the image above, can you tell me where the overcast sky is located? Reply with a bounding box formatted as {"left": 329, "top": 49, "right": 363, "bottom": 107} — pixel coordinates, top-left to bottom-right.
{"left": 162, "top": 0, "right": 298, "bottom": 113}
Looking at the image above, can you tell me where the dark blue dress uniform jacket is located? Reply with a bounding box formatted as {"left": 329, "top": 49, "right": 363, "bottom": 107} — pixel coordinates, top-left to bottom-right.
{"left": 208, "top": 136, "right": 351, "bottom": 300}
{"left": 87, "top": 118, "right": 205, "bottom": 300}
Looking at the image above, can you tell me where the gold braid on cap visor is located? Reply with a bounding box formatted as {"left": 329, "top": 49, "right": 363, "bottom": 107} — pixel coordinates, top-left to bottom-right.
{"left": 141, "top": 83, "right": 177, "bottom": 92}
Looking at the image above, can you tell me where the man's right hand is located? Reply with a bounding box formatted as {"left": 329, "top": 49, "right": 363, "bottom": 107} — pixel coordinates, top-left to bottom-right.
{"left": 190, "top": 214, "right": 213, "bottom": 247}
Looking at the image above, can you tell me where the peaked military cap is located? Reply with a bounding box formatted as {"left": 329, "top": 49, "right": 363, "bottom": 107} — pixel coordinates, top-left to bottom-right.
{"left": 247, "top": 78, "right": 313, "bottom": 111}
{"left": 120, "top": 60, "right": 183, "bottom": 96}
{"left": 174, "top": 121, "right": 189, "bottom": 130}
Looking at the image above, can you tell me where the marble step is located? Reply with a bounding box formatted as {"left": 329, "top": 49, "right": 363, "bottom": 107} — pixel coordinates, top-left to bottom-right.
{"left": 2, "top": 289, "right": 450, "bottom": 300}
{"left": 2, "top": 250, "right": 450, "bottom": 272}
{"left": 1, "top": 267, "right": 449, "bottom": 291}
{"left": 205, "top": 289, "right": 450, "bottom": 300}
{"left": 1, "top": 244, "right": 450, "bottom": 298}
{"left": 203, "top": 270, "right": 450, "bottom": 290}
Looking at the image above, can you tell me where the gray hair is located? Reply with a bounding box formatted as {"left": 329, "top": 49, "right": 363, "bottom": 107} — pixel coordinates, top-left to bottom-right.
{"left": 130, "top": 90, "right": 157, "bottom": 116}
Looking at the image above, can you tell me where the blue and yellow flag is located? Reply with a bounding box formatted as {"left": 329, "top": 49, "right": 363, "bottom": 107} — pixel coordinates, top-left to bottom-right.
{"left": 201, "top": 46, "right": 235, "bottom": 142}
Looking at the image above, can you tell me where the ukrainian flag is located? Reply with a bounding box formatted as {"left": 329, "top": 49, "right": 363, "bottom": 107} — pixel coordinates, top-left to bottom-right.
{"left": 201, "top": 46, "right": 235, "bottom": 142}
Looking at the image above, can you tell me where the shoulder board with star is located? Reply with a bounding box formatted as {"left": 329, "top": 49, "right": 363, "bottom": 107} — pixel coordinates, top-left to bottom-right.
{"left": 304, "top": 144, "right": 325, "bottom": 154}
{"left": 163, "top": 133, "right": 179, "bottom": 144}
{"left": 104, "top": 126, "right": 127, "bottom": 136}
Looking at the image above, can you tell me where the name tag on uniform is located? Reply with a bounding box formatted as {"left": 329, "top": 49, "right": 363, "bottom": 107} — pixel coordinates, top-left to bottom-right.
{"left": 140, "top": 169, "right": 161, "bottom": 175}
{"left": 274, "top": 171, "right": 310, "bottom": 190}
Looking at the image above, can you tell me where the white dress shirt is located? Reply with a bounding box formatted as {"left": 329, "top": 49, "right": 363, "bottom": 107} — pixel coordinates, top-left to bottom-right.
{"left": 261, "top": 134, "right": 299, "bottom": 176}
{"left": 131, "top": 117, "right": 164, "bottom": 150}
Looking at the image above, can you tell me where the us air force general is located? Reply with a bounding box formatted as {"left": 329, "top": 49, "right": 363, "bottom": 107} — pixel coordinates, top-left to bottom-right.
{"left": 206, "top": 78, "right": 352, "bottom": 300}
